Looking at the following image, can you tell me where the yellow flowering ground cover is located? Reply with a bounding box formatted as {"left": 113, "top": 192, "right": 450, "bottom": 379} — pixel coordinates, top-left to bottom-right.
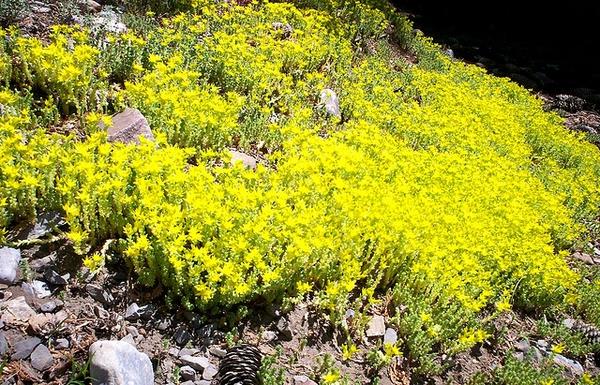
{"left": 1, "top": 0, "right": 600, "bottom": 375}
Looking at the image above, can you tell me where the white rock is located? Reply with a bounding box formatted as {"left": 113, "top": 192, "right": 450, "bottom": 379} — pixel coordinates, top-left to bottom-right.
{"left": 366, "top": 315, "right": 386, "bottom": 337}
{"left": 229, "top": 150, "right": 258, "bottom": 169}
{"left": 0, "top": 247, "right": 21, "bottom": 284}
{"left": 320, "top": 89, "right": 341, "bottom": 118}
{"left": 22, "top": 280, "right": 51, "bottom": 298}
{"left": 89, "top": 340, "right": 154, "bottom": 385}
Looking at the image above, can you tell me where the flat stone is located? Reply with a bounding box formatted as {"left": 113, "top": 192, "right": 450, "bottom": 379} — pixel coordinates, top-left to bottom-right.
{"left": 553, "top": 354, "right": 584, "bottom": 375}
{"left": 384, "top": 328, "right": 398, "bottom": 345}
{"left": 229, "top": 150, "right": 257, "bottom": 170}
{"left": 29, "top": 313, "right": 55, "bottom": 333}
{"left": 1, "top": 296, "right": 37, "bottom": 324}
{"left": 157, "top": 318, "right": 171, "bottom": 331}
{"left": 29, "top": 256, "right": 54, "bottom": 272}
{"left": 178, "top": 348, "right": 199, "bottom": 357}
{"left": 0, "top": 331, "right": 7, "bottom": 356}
{"left": 562, "top": 318, "right": 576, "bottom": 329}
{"left": 0, "top": 247, "right": 21, "bottom": 284}
{"left": 209, "top": 346, "right": 227, "bottom": 358}
{"left": 168, "top": 347, "right": 180, "bottom": 357}
{"left": 22, "top": 280, "right": 51, "bottom": 298}
{"left": 180, "top": 381, "right": 195, "bottom": 385}
{"left": 366, "top": 315, "right": 386, "bottom": 337}
{"left": 31, "top": 344, "right": 53, "bottom": 371}
{"left": 180, "top": 365, "right": 196, "bottom": 381}
{"left": 196, "top": 381, "right": 211, "bottom": 385}
{"left": 44, "top": 269, "right": 68, "bottom": 286}
{"left": 86, "top": 284, "right": 114, "bottom": 305}
{"left": 125, "top": 326, "right": 139, "bottom": 337}
{"left": 55, "top": 338, "right": 70, "bottom": 350}
{"left": 89, "top": 340, "right": 153, "bottom": 385}
{"left": 573, "top": 252, "right": 595, "bottom": 265}
{"left": 179, "top": 355, "right": 209, "bottom": 371}
{"left": 107, "top": 108, "right": 154, "bottom": 145}
{"left": 80, "top": 0, "right": 101, "bottom": 12}
{"left": 320, "top": 89, "right": 341, "bottom": 118}
{"left": 202, "top": 364, "right": 218, "bottom": 380}
{"left": 11, "top": 336, "right": 41, "bottom": 360}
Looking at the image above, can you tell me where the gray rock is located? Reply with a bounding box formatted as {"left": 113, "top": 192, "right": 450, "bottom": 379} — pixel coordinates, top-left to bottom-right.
{"left": 89, "top": 340, "right": 153, "bottom": 385}
{"left": 383, "top": 328, "right": 398, "bottom": 345}
{"left": 202, "top": 364, "right": 218, "bottom": 380}
{"left": 180, "top": 365, "right": 196, "bottom": 381}
{"left": 0, "top": 331, "right": 7, "bottom": 356}
{"left": 173, "top": 326, "right": 192, "bottom": 347}
{"left": 125, "top": 303, "right": 140, "bottom": 321}
{"left": 1, "top": 296, "right": 37, "bottom": 324}
{"left": 229, "top": 150, "right": 257, "bottom": 170}
{"left": 573, "top": 252, "right": 595, "bottom": 265}
{"left": 444, "top": 48, "right": 454, "bottom": 58}
{"left": 40, "top": 300, "right": 63, "bottom": 313}
{"left": 55, "top": 338, "right": 70, "bottom": 350}
{"left": 366, "top": 315, "right": 386, "bottom": 337}
{"left": 514, "top": 352, "right": 525, "bottom": 361}
{"left": 515, "top": 339, "right": 530, "bottom": 352}
{"left": 86, "top": 284, "right": 114, "bottom": 305}
{"left": 553, "top": 354, "right": 584, "bottom": 375}
{"left": 196, "top": 381, "right": 211, "bottom": 385}
{"left": 179, "top": 355, "right": 209, "bottom": 371}
{"left": 107, "top": 108, "right": 154, "bottom": 145}
{"left": 0, "top": 247, "right": 21, "bottom": 284}
{"left": 276, "top": 318, "right": 293, "bottom": 341}
{"left": 180, "top": 381, "right": 195, "bottom": 385}
{"left": 272, "top": 22, "right": 293, "bottom": 38}
{"left": 28, "top": 212, "right": 66, "bottom": 240}
{"left": 22, "top": 280, "right": 51, "bottom": 299}
{"left": 168, "top": 347, "right": 180, "bottom": 357}
{"left": 536, "top": 339, "right": 548, "bottom": 350}
{"left": 320, "top": 89, "right": 341, "bottom": 118}
{"left": 30, "top": 344, "right": 53, "bottom": 371}
{"left": 178, "top": 348, "right": 199, "bottom": 357}
{"left": 294, "top": 375, "right": 318, "bottom": 385}
{"left": 11, "top": 337, "right": 41, "bottom": 360}
{"left": 209, "top": 346, "right": 227, "bottom": 358}
{"left": 44, "top": 269, "right": 68, "bottom": 286}
{"left": 29, "top": 256, "right": 54, "bottom": 272}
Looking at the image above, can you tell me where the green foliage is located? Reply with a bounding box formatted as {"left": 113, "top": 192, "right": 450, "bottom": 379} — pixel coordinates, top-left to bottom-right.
{"left": 0, "top": 0, "right": 29, "bottom": 26}
{"left": 469, "top": 354, "right": 568, "bottom": 385}
{"left": 259, "top": 347, "right": 286, "bottom": 385}
{"left": 537, "top": 320, "right": 599, "bottom": 358}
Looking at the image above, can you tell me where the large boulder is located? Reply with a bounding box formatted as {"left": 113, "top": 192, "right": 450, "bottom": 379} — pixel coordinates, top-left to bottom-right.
{"left": 106, "top": 108, "right": 154, "bottom": 145}
{"left": 89, "top": 340, "right": 154, "bottom": 385}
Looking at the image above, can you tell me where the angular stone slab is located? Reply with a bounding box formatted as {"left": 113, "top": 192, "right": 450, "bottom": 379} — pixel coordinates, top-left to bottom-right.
{"left": 107, "top": 108, "right": 154, "bottom": 145}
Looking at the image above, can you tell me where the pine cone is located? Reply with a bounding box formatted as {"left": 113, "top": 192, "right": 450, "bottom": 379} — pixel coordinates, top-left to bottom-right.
{"left": 566, "top": 319, "right": 600, "bottom": 345}
{"left": 218, "top": 344, "right": 262, "bottom": 385}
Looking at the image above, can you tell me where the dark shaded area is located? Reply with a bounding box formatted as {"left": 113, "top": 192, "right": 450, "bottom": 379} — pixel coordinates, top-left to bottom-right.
{"left": 392, "top": 1, "right": 600, "bottom": 101}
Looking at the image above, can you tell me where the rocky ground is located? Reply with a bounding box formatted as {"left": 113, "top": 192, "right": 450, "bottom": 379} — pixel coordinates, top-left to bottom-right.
{"left": 2, "top": 1, "right": 600, "bottom": 385}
